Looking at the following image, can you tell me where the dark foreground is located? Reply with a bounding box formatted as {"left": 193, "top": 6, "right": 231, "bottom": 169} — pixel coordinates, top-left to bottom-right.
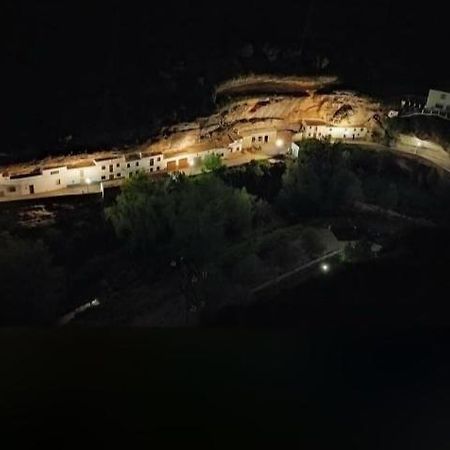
{"left": 1, "top": 327, "right": 450, "bottom": 448}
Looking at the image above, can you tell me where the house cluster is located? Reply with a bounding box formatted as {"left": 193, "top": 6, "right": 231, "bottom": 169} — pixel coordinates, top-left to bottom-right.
{"left": 0, "top": 120, "right": 370, "bottom": 200}
{"left": 0, "top": 146, "right": 229, "bottom": 199}
{"left": 295, "top": 120, "right": 369, "bottom": 141}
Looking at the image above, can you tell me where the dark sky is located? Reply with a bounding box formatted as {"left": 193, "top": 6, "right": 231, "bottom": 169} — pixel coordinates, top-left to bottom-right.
{"left": 2, "top": 0, "right": 449, "bottom": 156}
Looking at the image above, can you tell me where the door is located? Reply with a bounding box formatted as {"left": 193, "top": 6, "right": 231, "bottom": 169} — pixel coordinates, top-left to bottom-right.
{"left": 178, "top": 158, "right": 188, "bottom": 169}
{"left": 167, "top": 161, "right": 177, "bottom": 171}
{"left": 29, "top": 185, "right": 35, "bottom": 194}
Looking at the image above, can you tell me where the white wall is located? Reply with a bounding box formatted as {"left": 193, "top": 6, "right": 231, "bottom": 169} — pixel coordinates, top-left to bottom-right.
{"left": 296, "top": 125, "right": 368, "bottom": 141}
{"left": 425, "top": 89, "right": 450, "bottom": 111}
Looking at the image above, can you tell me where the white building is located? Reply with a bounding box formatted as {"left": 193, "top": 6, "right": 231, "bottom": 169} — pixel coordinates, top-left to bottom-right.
{"left": 425, "top": 89, "right": 450, "bottom": 112}
{"left": 294, "top": 120, "right": 369, "bottom": 141}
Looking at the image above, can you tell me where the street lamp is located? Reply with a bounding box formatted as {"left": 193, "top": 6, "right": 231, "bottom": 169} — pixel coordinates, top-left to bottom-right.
{"left": 320, "top": 263, "right": 330, "bottom": 273}
{"left": 276, "top": 138, "right": 284, "bottom": 148}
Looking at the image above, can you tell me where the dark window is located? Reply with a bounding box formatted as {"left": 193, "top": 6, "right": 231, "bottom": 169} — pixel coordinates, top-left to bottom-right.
{"left": 116, "top": 163, "right": 120, "bottom": 167}
{"left": 8, "top": 186, "right": 16, "bottom": 193}
{"left": 101, "top": 166, "right": 106, "bottom": 170}
{"left": 127, "top": 163, "right": 130, "bottom": 168}
{"left": 156, "top": 167, "right": 160, "bottom": 171}
{"left": 157, "top": 157, "right": 161, "bottom": 161}
{"left": 258, "top": 136, "right": 262, "bottom": 142}
{"left": 136, "top": 162, "right": 139, "bottom": 167}
{"left": 109, "top": 165, "right": 113, "bottom": 172}
{"left": 109, "top": 174, "right": 114, "bottom": 180}
{"left": 50, "top": 170, "right": 59, "bottom": 175}
{"left": 117, "top": 173, "right": 121, "bottom": 178}
{"left": 56, "top": 179, "right": 61, "bottom": 185}
{"left": 129, "top": 172, "right": 133, "bottom": 178}
{"left": 264, "top": 135, "right": 269, "bottom": 143}
{"left": 150, "top": 159, "right": 154, "bottom": 166}
{"left": 150, "top": 168, "right": 153, "bottom": 172}
{"left": 101, "top": 176, "right": 106, "bottom": 180}
{"left": 252, "top": 137, "right": 256, "bottom": 143}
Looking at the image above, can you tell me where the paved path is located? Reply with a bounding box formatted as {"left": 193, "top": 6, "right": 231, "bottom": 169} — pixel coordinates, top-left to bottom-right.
{"left": 251, "top": 248, "right": 344, "bottom": 297}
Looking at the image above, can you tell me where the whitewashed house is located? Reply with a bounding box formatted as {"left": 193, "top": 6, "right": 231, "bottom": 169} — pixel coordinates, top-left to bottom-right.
{"left": 425, "top": 89, "right": 450, "bottom": 112}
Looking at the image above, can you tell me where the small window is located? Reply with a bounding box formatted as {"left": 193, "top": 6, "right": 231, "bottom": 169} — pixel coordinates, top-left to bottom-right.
{"left": 264, "top": 135, "right": 269, "bottom": 143}
{"left": 116, "top": 163, "right": 120, "bottom": 168}
{"left": 50, "top": 170, "right": 59, "bottom": 175}
{"left": 117, "top": 173, "right": 121, "bottom": 178}
{"left": 150, "top": 168, "right": 153, "bottom": 172}
{"left": 56, "top": 179, "right": 61, "bottom": 185}
{"left": 127, "top": 163, "right": 130, "bottom": 168}
{"left": 441, "top": 93, "right": 447, "bottom": 100}
{"left": 258, "top": 136, "right": 262, "bottom": 142}
{"left": 109, "top": 165, "right": 113, "bottom": 172}
{"left": 8, "top": 186, "right": 16, "bottom": 193}
{"left": 101, "top": 166, "right": 106, "bottom": 170}
{"left": 109, "top": 174, "right": 114, "bottom": 180}
{"left": 252, "top": 137, "right": 256, "bottom": 143}
{"left": 150, "top": 159, "right": 154, "bottom": 166}
{"left": 157, "top": 157, "right": 161, "bottom": 161}
{"left": 101, "top": 175, "right": 106, "bottom": 180}
{"left": 156, "top": 167, "right": 160, "bottom": 171}
{"left": 136, "top": 161, "right": 139, "bottom": 167}
{"left": 129, "top": 172, "right": 133, "bottom": 178}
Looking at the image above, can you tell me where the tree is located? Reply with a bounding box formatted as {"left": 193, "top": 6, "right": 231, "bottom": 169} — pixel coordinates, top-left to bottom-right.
{"left": 106, "top": 172, "right": 255, "bottom": 266}
{"left": 202, "top": 153, "right": 224, "bottom": 172}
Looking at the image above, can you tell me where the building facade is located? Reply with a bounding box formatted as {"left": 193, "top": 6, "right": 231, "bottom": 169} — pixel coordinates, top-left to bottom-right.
{"left": 425, "top": 89, "right": 450, "bottom": 112}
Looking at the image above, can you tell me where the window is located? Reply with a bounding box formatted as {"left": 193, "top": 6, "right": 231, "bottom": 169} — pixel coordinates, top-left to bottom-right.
{"left": 436, "top": 103, "right": 443, "bottom": 109}
{"left": 127, "top": 163, "right": 130, "bottom": 168}
{"left": 129, "top": 172, "right": 133, "bottom": 178}
{"left": 150, "top": 168, "right": 153, "bottom": 172}
{"left": 264, "top": 135, "right": 269, "bottom": 143}
{"left": 117, "top": 173, "right": 121, "bottom": 178}
{"left": 109, "top": 165, "right": 113, "bottom": 172}
{"left": 441, "top": 93, "right": 447, "bottom": 100}
{"left": 109, "top": 174, "right": 114, "bottom": 180}
{"left": 258, "top": 136, "right": 262, "bottom": 142}
{"left": 101, "top": 175, "right": 106, "bottom": 180}
{"left": 101, "top": 166, "right": 106, "bottom": 170}
{"left": 150, "top": 159, "right": 154, "bottom": 166}
{"left": 157, "top": 157, "right": 161, "bottom": 161}
{"left": 56, "top": 179, "right": 61, "bottom": 185}
{"left": 360, "top": 128, "right": 364, "bottom": 131}
{"left": 156, "top": 167, "right": 160, "bottom": 171}
{"left": 116, "top": 163, "right": 120, "bottom": 168}
{"left": 8, "top": 186, "right": 16, "bottom": 193}
{"left": 252, "top": 137, "right": 256, "bottom": 143}
{"left": 50, "top": 170, "right": 59, "bottom": 175}
{"left": 136, "top": 161, "right": 139, "bottom": 167}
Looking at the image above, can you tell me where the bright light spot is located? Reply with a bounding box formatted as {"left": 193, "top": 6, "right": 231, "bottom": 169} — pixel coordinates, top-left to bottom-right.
{"left": 276, "top": 138, "right": 284, "bottom": 148}
{"left": 320, "top": 263, "right": 330, "bottom": 273}
{"left": 188, "top": 159, "right": 194, "bottom": 167}
{"left": 85, "top": 177, "right": 92, "bottom": 184}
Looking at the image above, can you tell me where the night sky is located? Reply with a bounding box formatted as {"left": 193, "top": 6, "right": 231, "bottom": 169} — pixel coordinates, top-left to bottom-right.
{"left": 3, "top": 1, "right": 449, "bottom": 156}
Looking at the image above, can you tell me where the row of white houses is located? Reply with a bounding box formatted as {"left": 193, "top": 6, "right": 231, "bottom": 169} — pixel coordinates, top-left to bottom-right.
{"left": 0, "top": 122, "right": 369, "bottom": 200}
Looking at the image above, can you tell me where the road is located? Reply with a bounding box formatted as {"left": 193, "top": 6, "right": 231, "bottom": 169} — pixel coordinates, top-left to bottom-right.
{"left": 343, "top": 140, "right": 450, "bottom": 173}
{"left": 251, "top": 248, "right": 344, "bottom": 298}
{"left": 2, "top": 137, "right": 449, "bottom": 204}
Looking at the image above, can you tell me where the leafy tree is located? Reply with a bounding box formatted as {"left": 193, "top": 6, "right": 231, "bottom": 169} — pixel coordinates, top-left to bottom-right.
{"left": 202, "top": 153, "right": 224, "bottom": 172}
{"left": 0, "top": 233, "right": 63, "bottom": 325}
{"left": 106, "top": 172, "right": 255, "bottom": 266}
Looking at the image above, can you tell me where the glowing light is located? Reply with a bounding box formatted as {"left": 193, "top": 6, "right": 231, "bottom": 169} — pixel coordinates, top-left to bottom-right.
{"left": 276, "top": 138, "right": 284, "bottom": 148}
{"left": 320, "top": 263, "right": 330, "bottom": 273}
{"left": 85, "top": 177, "right": 92, "bottom": 184}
